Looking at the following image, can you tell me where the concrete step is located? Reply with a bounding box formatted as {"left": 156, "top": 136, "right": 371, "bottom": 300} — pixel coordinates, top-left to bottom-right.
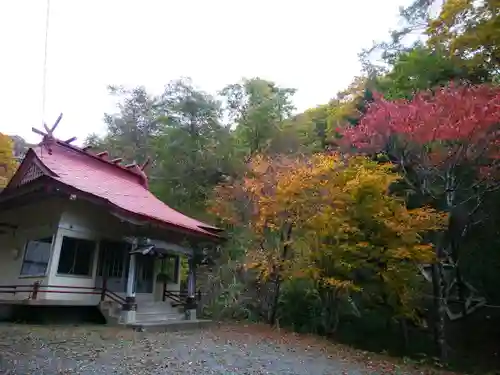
{"left": 138, "top": 302, "right": 175, "bottom": 308}
{"left": 100, "top": 301, "right": 187, "bottom": 325}
{"left": 137, "top": 307, "right": 180, "bottom": 315}
{"left": 136, "top": 316, "right": 182, "bottom": 323}
{"left": 134, "top": 319, "right": 184, "bottom": 325}
{"left": 143, "top": 299, "right": 183, "bottom": 307}
{"left": 136, "top": 312, "right": 184, "bottom": 323}
{"left": 128, "top": 319, "right": 215, "bottom": 332}
{"left": 136, "top": 310, "right": 181, "bottom": 316}
{"left": 139, "top": 301, "right": 174, "bottom": 307}
{"left": 137, "top": 304, "right": 182, "bottom": 313}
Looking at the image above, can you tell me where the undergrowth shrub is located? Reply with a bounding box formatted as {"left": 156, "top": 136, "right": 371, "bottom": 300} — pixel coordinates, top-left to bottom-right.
{"left": 277, "top": 278, "right": 324, "bottom": 333}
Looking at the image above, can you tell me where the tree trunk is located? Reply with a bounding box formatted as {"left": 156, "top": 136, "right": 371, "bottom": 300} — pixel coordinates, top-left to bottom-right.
{"left": 431, "top": 261, "right": 448, "bottom": 363}
{"left": 429, "top": 169, "right": 457, "bottom": 363}
{"left": 270, "top": 275, "right": 282, "bottom": 326}
{"left": 330, "top": 289, "right": 341, "bottom": 334}
{"left": 270, "top": 223, "right": 292, "bottom": 326}
{"left": 399, "top": 318, "right": 409, "bottom": 351}
{"left": 449, "top": 216, "right": 470, "bottom": 320}
{"left": 450, "top": 232, "right": 470, "bottom": 349}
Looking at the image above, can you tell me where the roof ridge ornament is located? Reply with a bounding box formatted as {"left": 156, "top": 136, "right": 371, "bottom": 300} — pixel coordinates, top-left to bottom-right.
{"left": 32, "top": 113, "right": 78, "bottom": 148}
{"left": 141, "top": 157, "right": 151, "bottom": 171}
{"left": 32, "top": 113, "right": 63, "bottom": 139}
{"left": 96, "top": 151, "right": 109, "bottom": 159}
{"left": 32, "top": 113, "right": 68, "bottom": 154}
{"left": 31, "top": 114, "right": 151, "bottom": 189}
{"left": 124, "top": 161, "right": 149, "bottom": 189}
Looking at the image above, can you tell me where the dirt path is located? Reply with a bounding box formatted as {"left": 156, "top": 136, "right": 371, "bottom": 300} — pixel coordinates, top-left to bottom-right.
{"left": 0, "top": 323, "right": 454, "bottom": 374}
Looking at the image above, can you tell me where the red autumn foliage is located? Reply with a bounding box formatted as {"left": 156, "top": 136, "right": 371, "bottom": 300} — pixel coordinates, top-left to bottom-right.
{"left": 341, "top": 84, "right": 500, "bottom": 170}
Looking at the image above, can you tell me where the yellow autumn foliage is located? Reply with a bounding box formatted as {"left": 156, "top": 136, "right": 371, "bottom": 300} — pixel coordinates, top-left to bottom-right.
{"left": 210, "top": 153, "right": 448, "bottom": 318}
{"left": 0, "top": 134, "right": 18, "bottom": 188}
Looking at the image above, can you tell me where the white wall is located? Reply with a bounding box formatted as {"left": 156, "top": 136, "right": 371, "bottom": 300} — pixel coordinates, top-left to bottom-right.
{"left": 45, "top": 200, "right": 125, "bottom": 304}
{"left": 0, "top": 199, "right": 64, "bottom": 301}
{"left": 0, "top": 198, "right": 187, "bottom": 305}
{"left": 50, "top": 201, "right": 184, "bottom": 304}
{"left": 46, "top": 227, "right": 100, "bottom": 304}
{"left": 57, "top": 200, "right": 125, "bottom": 238}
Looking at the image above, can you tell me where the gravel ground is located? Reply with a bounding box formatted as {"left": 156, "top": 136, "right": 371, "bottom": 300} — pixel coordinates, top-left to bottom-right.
{"left": 0, "top": 323, "right": 452, "bottom": 375}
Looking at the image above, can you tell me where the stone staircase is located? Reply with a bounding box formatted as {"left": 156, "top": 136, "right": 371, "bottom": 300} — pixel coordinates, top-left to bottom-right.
{"left": 99, "top": 299, "right": 213, "bottom": 332}
{"left": 132, "top": 301, "right": 214, "bottom": 332}
{"left": 135, "top": 301, "right": 184, "bottom": 324}
{"left": 99, "top": 300, "right": 184, "bottom": 324}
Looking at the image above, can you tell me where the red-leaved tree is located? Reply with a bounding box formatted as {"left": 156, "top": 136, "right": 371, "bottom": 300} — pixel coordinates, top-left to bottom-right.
{"left": 341, "top": 83, "right": 500, "bottom": 362}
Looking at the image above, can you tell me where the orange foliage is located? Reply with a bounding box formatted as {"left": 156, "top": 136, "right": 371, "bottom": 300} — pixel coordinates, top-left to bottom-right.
{"left": 210, "top": 153, "right": 448, "bottom": 318}
{"left": 0, "top": 134, "right": 18, "bottom": 188}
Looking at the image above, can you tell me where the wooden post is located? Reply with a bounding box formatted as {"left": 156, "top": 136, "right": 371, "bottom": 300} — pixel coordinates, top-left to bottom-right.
{"left": 32, "top": 281, "right": 40, "bottom": 300}
{"left": 123, "top": 252, "right": 137, "bottom": 310}
{"left": 187, "top": 257, "right": 195, "bottom": 298}
{"left": 126, "top": 253, "right": 136, "bottom": 298}
{"left": 120, "top": 248, "right": 138, "bottom": 324}
{"left": 185, "top": 257, "right": 197, "bottom": 320}
{"left": 162, "top": 279, "right": 167, "bottom": 302}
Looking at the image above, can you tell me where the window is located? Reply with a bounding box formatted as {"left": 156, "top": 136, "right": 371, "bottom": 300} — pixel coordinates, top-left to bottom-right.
{"left": 97, "top": 240, "right": 129, "bottom": 278}
{"left": 57, "top": 237, "right": 96, "bottom": 276}
{"left": 20, "top": 237, "right": 53, "bottom": 276}
{"left": 160, "top": 254, "right": 179, "bottom": 283}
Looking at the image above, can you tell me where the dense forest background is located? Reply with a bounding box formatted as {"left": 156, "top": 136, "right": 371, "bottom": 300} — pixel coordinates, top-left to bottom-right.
{"left": 4, "top": 0, "right": 500, "bottom": 371}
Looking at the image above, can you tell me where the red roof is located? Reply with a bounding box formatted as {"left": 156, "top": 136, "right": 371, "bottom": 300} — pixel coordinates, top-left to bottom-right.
{"left": 9, "top": 138, "right": 220, "bottom": 238}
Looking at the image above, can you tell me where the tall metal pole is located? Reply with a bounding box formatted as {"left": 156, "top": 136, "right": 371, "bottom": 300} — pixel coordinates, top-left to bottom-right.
{"left": 41, "top": 0, "right": 51, "bottom": 125}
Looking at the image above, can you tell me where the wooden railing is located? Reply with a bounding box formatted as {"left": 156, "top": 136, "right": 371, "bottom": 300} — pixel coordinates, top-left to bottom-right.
{"left": 0, "top": 285, "right": 21, "bottom": 296}
{"left": 0, "top": 282, "right": 126, "bottom": 305}
{"left": 163, "top": 289, "right": 185, "bottom": 305}
{"left": 162, "top": 285, "right": 202, "bottom": 307}
{"left": 0, "top": 281, "right": 201, "bottom": 308}
{"left": 0, "top": 283, "right": 40, "bottom": 299}
{"left": 99, "top": 278, "right": 127, "bottom": 304}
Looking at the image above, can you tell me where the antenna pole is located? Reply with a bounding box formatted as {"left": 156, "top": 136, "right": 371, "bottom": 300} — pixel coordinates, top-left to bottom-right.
{"left": 41, "top": 0, "right": 51, "bottom": 125}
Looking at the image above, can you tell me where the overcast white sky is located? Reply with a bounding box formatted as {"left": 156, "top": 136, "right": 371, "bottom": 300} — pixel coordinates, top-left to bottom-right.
{"left": 0, "top": 0, "right": 411, "bottom": 145}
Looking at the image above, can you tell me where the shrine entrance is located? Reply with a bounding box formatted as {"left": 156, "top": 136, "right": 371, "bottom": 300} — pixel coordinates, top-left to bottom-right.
{"left": 96, "top": 240, "right": 155, "bottom": 302}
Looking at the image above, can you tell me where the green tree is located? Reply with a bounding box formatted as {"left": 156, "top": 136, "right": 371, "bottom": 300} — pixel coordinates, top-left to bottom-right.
{"left": 272, "top": 105, "right": 330, "bottom": 154}
{"left": 85, "top": 85, "right": 161, "bottom": 165}
{"left": 361, "top": 0, "right": 499, "bottom": 80}
{"left": 220, "top": 78, "right": 296, "bottom": 156}
{"left": 375, "top": 45, "right": 490, "bottom": 100}
{"left": 83, "top": 80, "right": 238, "bottom": 218}
{"left": 428, "top": 0, "right": 500, "bottom": 74}
{"left": 151, "top": 79, "right": 238, "bottom": 217}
